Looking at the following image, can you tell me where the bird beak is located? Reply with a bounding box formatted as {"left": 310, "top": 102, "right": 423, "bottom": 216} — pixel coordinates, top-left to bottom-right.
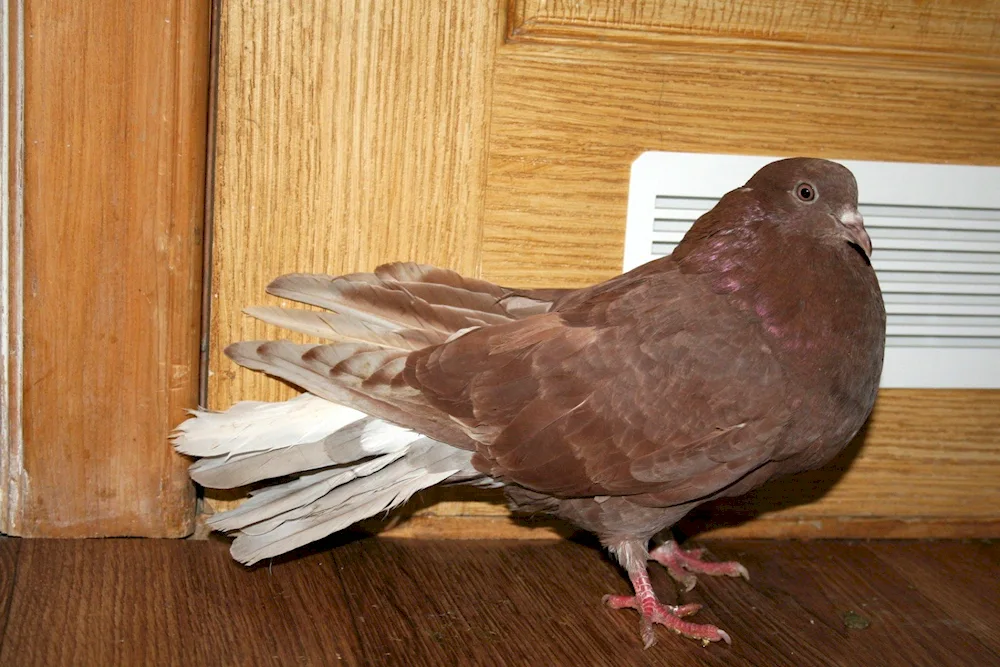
{"left": 838, "top": 209, "right": 872, "bottom": 259}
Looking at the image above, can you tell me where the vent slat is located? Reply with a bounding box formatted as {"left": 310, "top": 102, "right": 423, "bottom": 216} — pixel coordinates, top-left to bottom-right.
{"left": 885, "top": 293, "right": 1000, "bottom": 306}
{"left": 887, "top": 324, "right": 1000, "bottom": 337}
{"left": 861, "top": 204, "right": 1000, "bottom": 222}
{"left": 653, "top": 211, "right": 708, "bottom": 222}
{"left": 879, "top": 281, "right": 1000, "bottom": 295}
{"left": 654, "top": 196, "right": 714, "bottom": 209}
{"left": 650, "top": 234, "right": 686, "bottom": 246}
{"left": 886, "top": 303, "right": 1000, "bottom": 316}
{"left": 868, "top": 226, "right": 1000, "bottom": 242}
{"left": 873, "top": 238, "right": 1000, "bottom": 252}
{"left": 872, "top": 258, "right": 1000, "bottom": 272}
{"left": 872, "top": 259, "right": 1000, "bottom": 274}
{"left": 889, "top": 314, "right": 1000, "bottom": 326}
{"left": 877, "top": 271, "right": 1000, "bottom": 285}
{"left": 866, "top": 216, "right": 1000, "bottom": 232}
{"left": 653, "top": 219, "right": 699, "bottom": 231}
{"left": 886, "top": 336, "right": 1000, "bottom": 348}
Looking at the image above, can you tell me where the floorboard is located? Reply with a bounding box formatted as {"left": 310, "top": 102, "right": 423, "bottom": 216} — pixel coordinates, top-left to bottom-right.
{"left": 866, "top": 540, "right": 1000, "bottom": 654}
{"left": 0, "top": 536, "right": 996, "bottom": 666}
{"left": 0, "top": 540, "right": 20, "bottom": 648}
{"left": 0, "top": 538, "right": 361, "bottom": 666}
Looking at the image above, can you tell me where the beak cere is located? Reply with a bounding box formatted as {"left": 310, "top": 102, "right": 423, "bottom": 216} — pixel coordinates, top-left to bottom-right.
{"left": 839, "top": 209, "right": 872, "bottom": 259}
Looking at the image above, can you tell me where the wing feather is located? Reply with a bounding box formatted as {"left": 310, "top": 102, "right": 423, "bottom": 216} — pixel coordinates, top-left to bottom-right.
{"left": 403, "top": 259, "right": 792, "bottom": 502}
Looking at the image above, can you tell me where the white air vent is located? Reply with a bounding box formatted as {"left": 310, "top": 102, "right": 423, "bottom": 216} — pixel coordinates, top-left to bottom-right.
{"left": 624, "top": 152, "right": 1000, "bottom": 388}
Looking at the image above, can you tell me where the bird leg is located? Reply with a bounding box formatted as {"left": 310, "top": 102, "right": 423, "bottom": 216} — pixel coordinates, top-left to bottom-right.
{"left": 650, "top": 540, "right": 749, "bottom": 592}
{"left": 604, "top": 541, "right": 731, "bottom": 648}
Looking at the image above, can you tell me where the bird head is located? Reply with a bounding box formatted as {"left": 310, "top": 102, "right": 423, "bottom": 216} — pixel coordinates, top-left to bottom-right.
{"left": 744, "top": 158, "right": 872, "bottom": 262}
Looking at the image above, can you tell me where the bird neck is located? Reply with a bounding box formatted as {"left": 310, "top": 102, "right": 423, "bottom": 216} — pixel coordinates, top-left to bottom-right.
{"left": 676, "top": 216, "right": 882, "bottom": 373}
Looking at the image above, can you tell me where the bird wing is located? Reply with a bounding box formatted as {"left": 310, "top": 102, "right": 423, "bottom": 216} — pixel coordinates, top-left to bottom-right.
{"left": 404, "top": 258, "right": 793, "bottom": 501}
{"left": 224, "top": 262, "right": 574, "bottom": 450}
{"left": 251, "top": 261, "right": 563, "bottom": 344}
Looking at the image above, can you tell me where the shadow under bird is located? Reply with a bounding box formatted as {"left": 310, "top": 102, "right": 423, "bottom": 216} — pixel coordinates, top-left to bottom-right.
{"left": 174, "top": 157, "right": 886, "bottom": 647}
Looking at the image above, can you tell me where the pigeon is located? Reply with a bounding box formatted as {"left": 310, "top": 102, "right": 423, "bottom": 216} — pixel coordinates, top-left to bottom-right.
{"left": 173, "top": 157, "right": 885, "bottom": 648}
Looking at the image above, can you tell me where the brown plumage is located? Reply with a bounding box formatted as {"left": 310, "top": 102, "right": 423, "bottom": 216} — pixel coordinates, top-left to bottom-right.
{"left": 174, "top": 157, "right": 885, "bottom": 648}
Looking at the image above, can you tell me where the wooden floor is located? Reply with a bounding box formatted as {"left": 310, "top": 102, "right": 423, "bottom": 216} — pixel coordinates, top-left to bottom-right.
{"left": 0, "top": 534, "right": 997, "bottom": 666}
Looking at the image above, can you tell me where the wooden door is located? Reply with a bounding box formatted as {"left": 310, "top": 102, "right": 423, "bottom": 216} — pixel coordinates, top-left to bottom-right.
{"left": 206, "top": 1, "right": 1000, "bottom": 538}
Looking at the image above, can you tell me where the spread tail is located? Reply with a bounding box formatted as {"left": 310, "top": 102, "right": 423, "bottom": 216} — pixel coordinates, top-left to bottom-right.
{"left": 173, "top": 393, "right": 478, "bottom": 565}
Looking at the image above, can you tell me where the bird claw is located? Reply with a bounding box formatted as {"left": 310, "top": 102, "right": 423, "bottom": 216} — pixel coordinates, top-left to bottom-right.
{"left": 604, "top": 595, "right": 730, "bottom": 648}
{"left": 650, "top": 541, "right": 750, "bottom": 590}
{"left": 603, "top": 594, "right": 702, "bottom": 618}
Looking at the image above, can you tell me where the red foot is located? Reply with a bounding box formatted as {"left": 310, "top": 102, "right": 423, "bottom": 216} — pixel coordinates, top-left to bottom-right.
{"left": 650, "top": 541, "right": 749, "bottom": 592}
{"left": 604, "top": 595, "right": 702, "bottom": 616}
{"left": 604, "top": 569, "right": 731, "bottom": 648}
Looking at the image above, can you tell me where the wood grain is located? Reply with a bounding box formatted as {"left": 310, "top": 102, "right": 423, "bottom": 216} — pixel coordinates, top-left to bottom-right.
{"left": 1, "top": 536, "right": 998, "bottom": 665}
{"left": 207, "top": 0, "right": 504, "bottom": 409}
{"left": 0, "top": 536, "right": 1000, "bottom": 667}
{"left": 11, "top": 1, "right": 210, "bottom": 536}
{"left": 206, "top": 0, "right": 1000, "bottom": 537}
{"left": 0, "top": 537, "right": 362, "bottom": 666}
{"left": 509, "top": 0, "right": 1000, "bottom": 73}
{"left": 0, "top": 538, "right": 20, "bottom": 643}
{"left": 1, "top": 0, "right": 25, "bottom": 534}
{"left": 709, "top": 540, "right": 1000, "bottom": 664}
{"left": 867, "top": 540, "right": 1000, "bottom": 649}
{"left": 482, "top": 47, "right": 1000, "bottom": 287}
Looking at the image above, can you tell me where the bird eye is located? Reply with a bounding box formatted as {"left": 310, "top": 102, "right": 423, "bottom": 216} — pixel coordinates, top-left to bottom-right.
{"left": 796, "top": 182, "right": 816, "bottom": 202}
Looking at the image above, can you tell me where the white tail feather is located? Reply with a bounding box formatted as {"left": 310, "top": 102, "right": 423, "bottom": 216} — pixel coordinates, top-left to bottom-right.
{"left": 172, "top": 393, "right": 365, "bottom": 459}
{"left": 174, "top": 393, "right": 479, "bottom": 564}
{"left": 227, "top": 439, "right": 469, "bottom": 564}
{"left": 208, "top": 449, "right": 410, "bottom": 532}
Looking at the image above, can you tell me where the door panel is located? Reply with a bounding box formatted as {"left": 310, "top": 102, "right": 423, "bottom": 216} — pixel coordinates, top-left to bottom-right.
{"left": 208, "top": 0, "right": 503, "bottom": 409}
{"left": 509, "top": 0, "right": 1000, "bottom": 70}
{"left": 207, "top": 0, "right": 1000, "bottom": 537}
